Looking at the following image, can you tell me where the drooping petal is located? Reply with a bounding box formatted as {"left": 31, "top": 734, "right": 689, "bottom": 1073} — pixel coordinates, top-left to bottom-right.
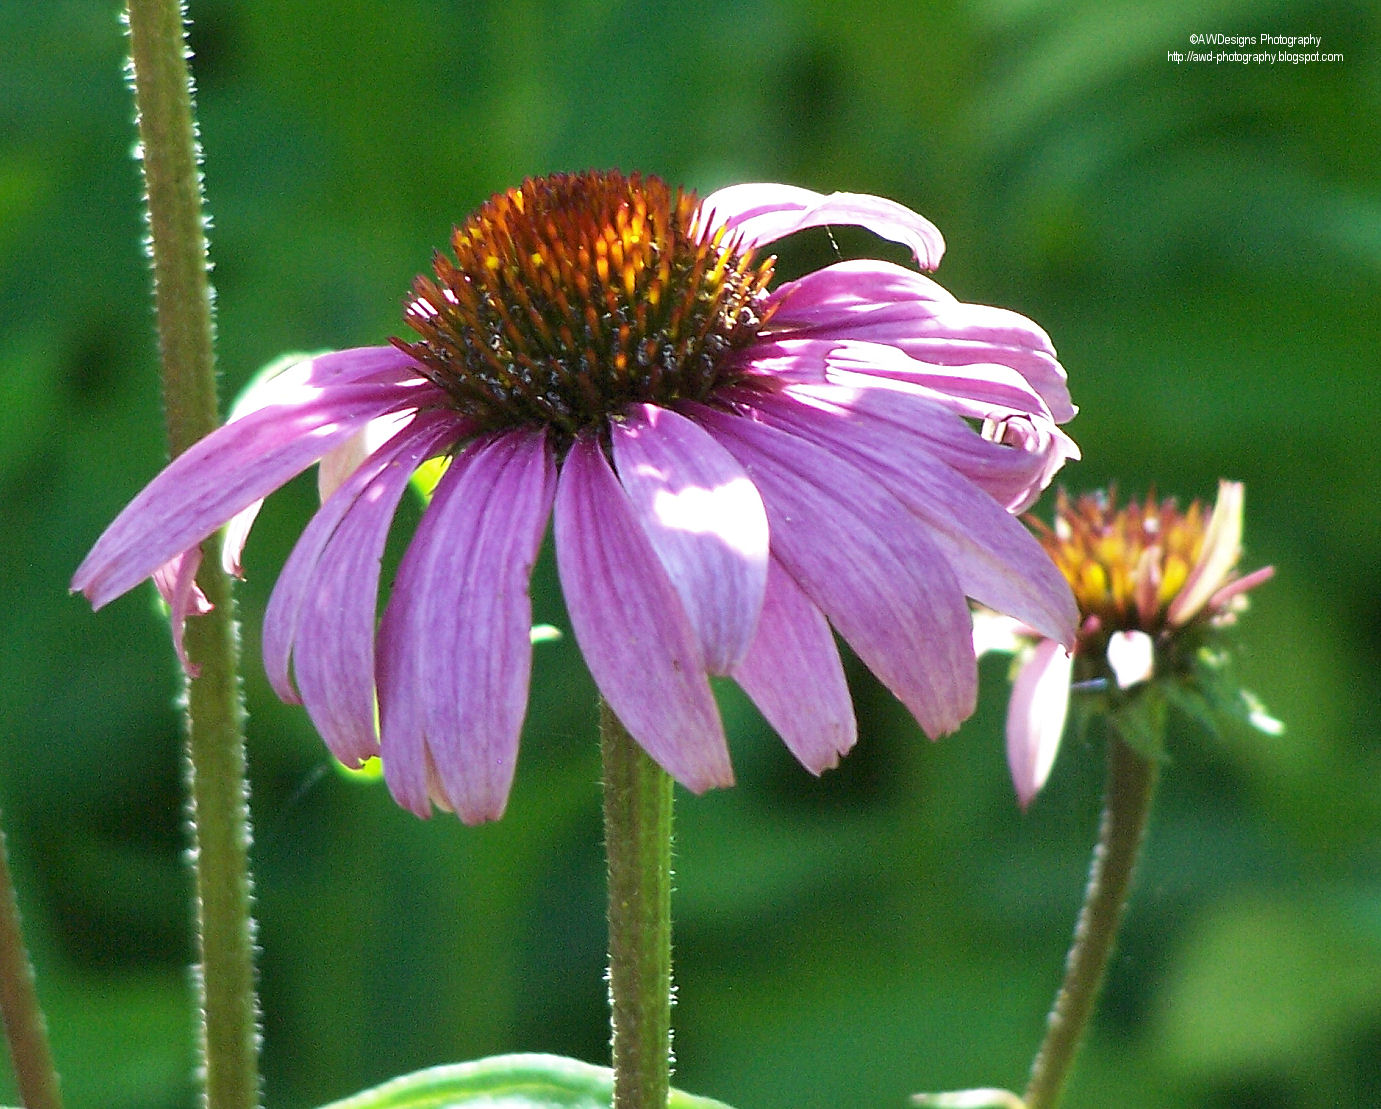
{"left": 151, "top": 548, "right": 211, "bottom": 676}
{"left": 981, "top": 413, "right": 1081, "bottom": 513}
{"left": 554, "top": 434, "right": 732, "bottom": 792}
{"left": 610, "top": 404, "right": 768, "bottom": 675}
{"left": 698, "top": 183, "right": 945, "bottom": 270}
{"left": 764, "top": 259, "right": 1074, "bottom": 421}
{"left": 732, "top": 558, "right": 856, "bottom": 773}
{"left": 741, "top": 384, "right": 1077, "bottom": 646}
{"left": 690, "top": 403, "right": 977, "bottom": 738}
{"left": 262, "top": 411, "right": 458, "bottom": 767}
{"left": 728, "top": 355, "right": 1061, "bottom": 514}
{"left": 72, "top": 374, "right": 442, "bottom": 609}
{"left": 234, "top": 346, "right": 429, "bottom": 409}
{"left": 377, "top": 429, "right": 556, "bottom": 822}
{"left": 220, "top": 349, "right": 439, "bottom": 576}
{"left": 1006, "top": 639, "right": 1073, "bottom": 809}
{"left": 746, "top": 333, "right": 1051, "bottom": 417}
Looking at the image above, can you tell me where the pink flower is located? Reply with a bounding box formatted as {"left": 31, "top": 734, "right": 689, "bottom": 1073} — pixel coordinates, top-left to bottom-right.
{"left": 74, "top": 172, "right": 1077, "bottom": 822}
{"left": 978, "top": 481, "right": 1276, "bottom": 808}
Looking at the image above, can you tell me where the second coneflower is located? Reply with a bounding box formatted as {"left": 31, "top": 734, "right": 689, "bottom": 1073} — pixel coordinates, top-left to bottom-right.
{"left": 74, "top": 171, "right": 1077, "bottom": 822}
{"left": 979, "top": 481, "right": 1276, "bottom": 808}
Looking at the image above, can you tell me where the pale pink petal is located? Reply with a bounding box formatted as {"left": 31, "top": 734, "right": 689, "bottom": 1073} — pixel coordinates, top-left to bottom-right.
{"left": 1007, "top": 639, "right": 1073, "bottom": 809}
{"left": 732, "top": 558, "right": 856, "bottom": 773}
{"left": 1206, "top": 564, "right": 1275, "bottom": 615}
{"left": 971, "top": 609, "right": 1030, "bottom": 658}
{"left": 231, "top": 347, "right": 428, "bottom": 413}
{"left": 738, "top": 384, "right": 1077, "bottom": 646}
{"left": 610, "top": 404, "right": 768, "bottom": 675}
{"left": 316, "top": 410, "right": 415, "bottom": 504}
{"left": 72, "top": 377, "right": 441, "bottom": 609}
{"left": 740, "top": 335, "right": 1071, "bottom": 519}
{"left": 766, "top": 260, "right": 1073, "bottom": 421}
{"left": 151, "top": 548, "right": 211, "bottom": 676}
{"left": 378, "top": 430, "right": 556, "bottom": 822}
{"left": 554, "top": 434, "right": 732, "bottom": 791}
{"left": 698, "top": 183, "right": 946, "bottom": 270}
{"left": 263, "top": 411, "right": 458, "bottom": 767}
{"left": 980, "top": 414, "right": 1081, "bottom": 513}
{"left": 218, "top": 349, "right": 437, "bottom": 576}
{"left": 1168, "top": 480, "right": 1244, "bottom": 627}
{"left": 735, "top": 335, "right": 1076, "bottom": 508}
{"left": 731, "top": 350, "right": 1062, "bottom": 511}
{"left": 690, "top": 403, "right": 976, "bottom": 737}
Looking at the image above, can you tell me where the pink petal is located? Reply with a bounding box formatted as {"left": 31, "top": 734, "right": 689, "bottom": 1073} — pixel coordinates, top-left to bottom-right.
{"left": 689, "top": 403, "right": 977, "bottom": 738}
{"left": 1006, "top": 639, "right": 1073, "bottom": 809}
{"left": 736, "top": 335, "right": 1076, "bottom": 503}
{"left": 378, "top": 430, "right": 556, "bottom": 822}
{"left": 263, "top": 411, "right": 458, "bottom": 767}
{"left": 316, "top": 410, "right": 415, "bottom": 504}
{"left": 742, "top": 384, "right": 1077, "bottom": 646}
{"left": 732, "top": 558, "right": 856, "bottom": 773}
{"left": 235, "top": 347, "right": 429, "bottom": 408}
{"left": 554, "top": 434, "right": 733, "bottom": 792}
{"left": 151, "top": 548, "right": 212, "bottom": 676}
{"left": 72, "top": 374, "right": 442, "bottom": 609}
{"left": 765, "top": 260, "right": 1074, "bottom": 422}
{"left": 610, "top": 404, "right": 768, "bottom": 674}
{"left": 220, "top": 349, "right": 438, "bottom": 575}
{"left": 729, "top": 357, "right": 1059, "bottom": 514}
{"left": 698, "top": 183, "right": 946, "bottom": 270}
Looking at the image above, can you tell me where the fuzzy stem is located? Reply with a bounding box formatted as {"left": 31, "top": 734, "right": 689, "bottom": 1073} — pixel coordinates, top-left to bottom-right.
{"left": 600, "top": 702, "right": 674, "bottom": 1109}
{"left": 126, "top": 3, "right": 260, "bottom": 1108}
{"left": 1023, "top": 737, "right": 1158, "bottom": 1109}
{"left": 0, "top": 817, "right": 62, "bottom": 1109}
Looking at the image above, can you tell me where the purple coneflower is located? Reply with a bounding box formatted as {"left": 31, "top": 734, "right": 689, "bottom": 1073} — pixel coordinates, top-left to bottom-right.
{"left": 978, "top": 481, "right": 1277, "bottom": 808}
{"left": 74, "top": 171, "right": 1077, "bottom": 822}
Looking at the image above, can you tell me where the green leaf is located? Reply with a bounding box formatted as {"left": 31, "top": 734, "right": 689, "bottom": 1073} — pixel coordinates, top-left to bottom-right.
{"left": 910, "top": 1089, "right": 1025, "bottom": 1108}
{"left": 316, "top": 1054, "right": 737, "bottom": 1109}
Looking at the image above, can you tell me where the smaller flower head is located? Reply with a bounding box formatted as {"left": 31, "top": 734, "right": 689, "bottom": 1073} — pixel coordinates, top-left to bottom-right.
{"left": 981, "top": 480, "right": 1276, "bottom": 807}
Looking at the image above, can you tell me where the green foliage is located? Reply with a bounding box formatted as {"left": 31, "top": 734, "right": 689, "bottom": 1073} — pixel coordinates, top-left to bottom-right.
{"left": 317, "top": 1054, "right": 733, "bottom": 1109}
{"left": 1, "top": 0, "right": 1378, "bottom": 1107}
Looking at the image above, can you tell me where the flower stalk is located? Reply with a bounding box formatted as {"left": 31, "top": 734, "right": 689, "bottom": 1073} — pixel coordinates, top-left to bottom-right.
{"left": 601, "top": 700, "right": 675, "bottom": 1109}
{"left": 1022, "top": 736, "right": 1158, "bottom": 1109}
{"left": 0, "top": 817, "right": 62, "bottom": 1109}
{"left": 126, "top": 2, "right": 259, "bottom": 1107}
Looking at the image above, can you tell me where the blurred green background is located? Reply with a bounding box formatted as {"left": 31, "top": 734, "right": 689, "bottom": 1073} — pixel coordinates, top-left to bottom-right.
{"left": 3, "top": 0, "right": 1379, "bottom": 1106}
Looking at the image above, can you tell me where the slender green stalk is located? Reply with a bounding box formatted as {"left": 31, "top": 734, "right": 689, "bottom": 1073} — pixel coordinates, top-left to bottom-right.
{"left": 126, "top": 3, "right": 259, "bottom": 1107}
{"left": 0, "top": 818, "right": 62, "bottom": 1109}
{"left": 1023, "top": 737, "right": 1158, "bottom": 1109}
{"left": 600, "top": 702, "right": 674, "bottom": 1109}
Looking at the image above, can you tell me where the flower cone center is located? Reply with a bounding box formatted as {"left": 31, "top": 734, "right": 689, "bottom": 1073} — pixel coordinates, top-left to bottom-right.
{"left": 394, "top": 171, "right": 776, "bottom": 434}
{"left": 1037, "top": 489, "right": 1208, "bottom": 635}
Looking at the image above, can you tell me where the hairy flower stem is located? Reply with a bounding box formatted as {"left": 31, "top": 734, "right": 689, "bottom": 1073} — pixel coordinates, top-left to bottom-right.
{"left": 1023, "top": 737, "right": 1158, "bottom": 1109}
{"left": 0, "top": 818, "right": 62, "bottom": 1109}
{"left": 601, "top": 701, "right": 674, "bottom": 1109}
{"left": 126, "top": 3, "right": 259, "bottom": 1108}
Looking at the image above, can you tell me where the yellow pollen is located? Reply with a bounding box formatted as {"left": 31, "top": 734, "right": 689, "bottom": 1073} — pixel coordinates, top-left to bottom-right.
{"left": 1034, "top": 488, "right": 1222, "bottom": 636}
